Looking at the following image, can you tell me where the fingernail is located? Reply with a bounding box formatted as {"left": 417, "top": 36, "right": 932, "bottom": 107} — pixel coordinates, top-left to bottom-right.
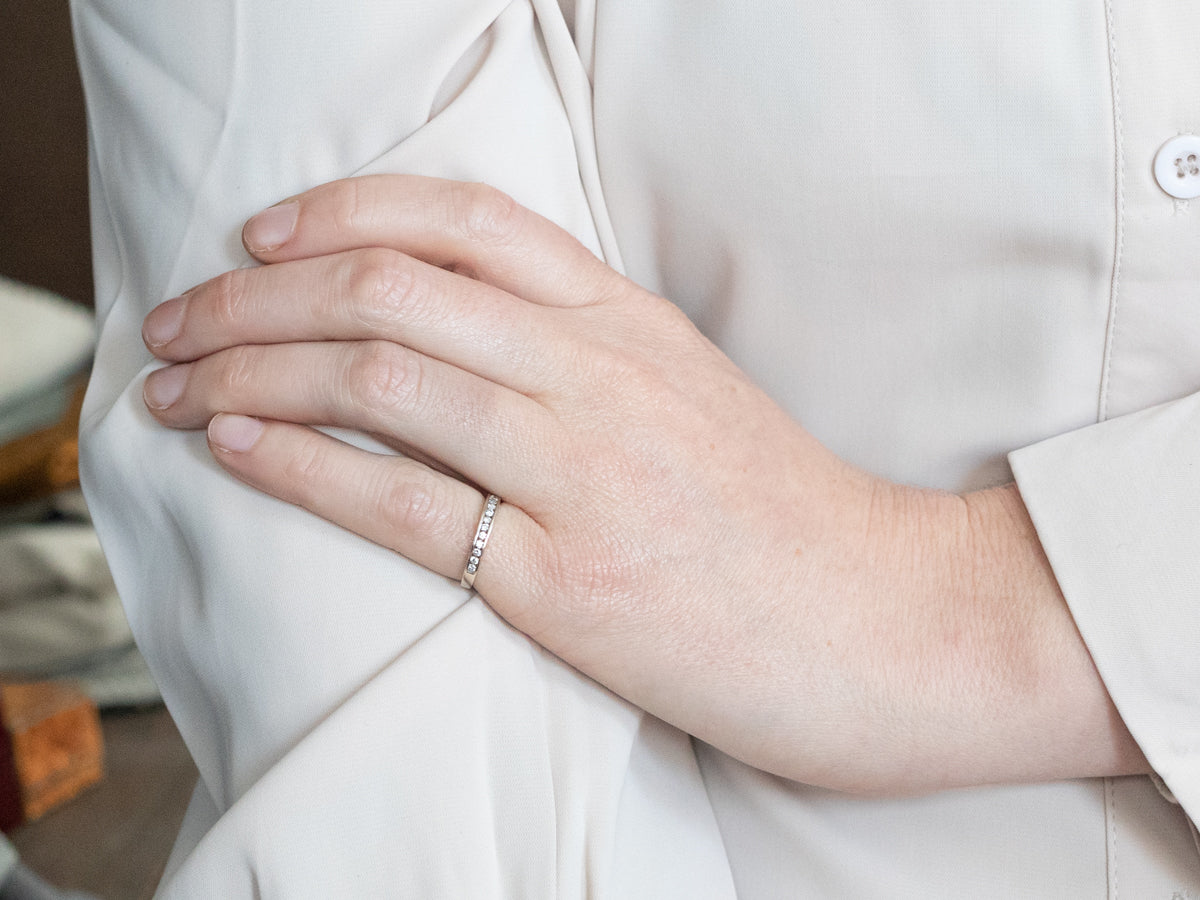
{"left": 243, "top": 201, "right": 299, "bottom": 253}
{"left": 143, "top": 297, "right": 187, "bottom": 349}
{"left": 208, "top": 413, "right": 263, "bottom": 452}
{"left": 143, "top": 365, "right": 189, "bottom": 409}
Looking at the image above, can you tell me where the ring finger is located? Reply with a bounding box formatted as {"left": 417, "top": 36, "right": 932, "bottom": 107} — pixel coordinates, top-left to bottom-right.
{"left": 205, "top": 415, "right": 541, "bottom": 601}
{"left": 143, "top": 340, "right": 557, "bottom": 503}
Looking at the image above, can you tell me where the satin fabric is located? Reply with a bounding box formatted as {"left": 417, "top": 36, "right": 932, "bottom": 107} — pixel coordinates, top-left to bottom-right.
{"left": 72, "top": 0, "right": 1200, "bottom": 895}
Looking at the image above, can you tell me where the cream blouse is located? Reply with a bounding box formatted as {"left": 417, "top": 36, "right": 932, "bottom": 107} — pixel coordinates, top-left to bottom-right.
{"left": 72, "top": 0, "right": 1200, "bottom": 895}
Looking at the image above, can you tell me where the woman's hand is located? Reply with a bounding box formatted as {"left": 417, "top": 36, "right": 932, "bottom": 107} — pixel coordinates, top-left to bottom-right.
{"left": 141, "top": 175, "right": 1145, "bottom": 793}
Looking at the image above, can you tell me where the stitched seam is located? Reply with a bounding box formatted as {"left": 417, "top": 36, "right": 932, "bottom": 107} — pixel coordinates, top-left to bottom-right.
{"left": 1106, "top": 776, "right": 1119, "bottom": 900}
{"left": 1098, "top": 0, "right": 1125, "bottom": 423}
{"left": 158, "top": 0, "right": 241, "bottom": 301}
{"left": 528, "top": 0, "right": 626, "bottom": 273}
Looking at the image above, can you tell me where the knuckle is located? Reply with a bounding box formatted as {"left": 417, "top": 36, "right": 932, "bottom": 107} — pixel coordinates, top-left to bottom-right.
{"left": 549, "top": 528, "right": 633, "bottom": 607}
{"left": 560, "top": 346, "right": 660, "bottom": 422}
{"left": 378, "top": 475, "right": 456, "bottom": 538}
{"left": 541, "top": 537, "right": 642, "bottom": 632}
{"left": 332, "top": 176, "right": 373, "bottom": 238}
{"left": 451, "top": 181, "right": 524, "bottom": 245}
{"left": 215, "top": 344, "right": 260, "bottom": 397}
{"left": 208, "top": 269, "right": 249, "bottom": 329}
{"left": 590, "top": 345, "right": 643, "bottom": 391}
{"left": 347, "top": 340, "right": 422, "bottom": 415}
{"left": 345, "top": 248, "right": 422, "bottom": 327}
{"left": 281, "top": 434, "right": 330, "bottom": 504}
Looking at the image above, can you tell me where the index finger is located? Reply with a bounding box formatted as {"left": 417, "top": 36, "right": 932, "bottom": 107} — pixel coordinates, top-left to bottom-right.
{"left": 241, "top": 175, "right": 618, "bottom": 310}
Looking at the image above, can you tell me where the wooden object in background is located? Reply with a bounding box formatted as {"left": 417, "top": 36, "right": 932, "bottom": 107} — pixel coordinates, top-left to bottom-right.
{"left": 0, "top": 376, "right": 85, "bottom": 506}
{"left": 0, "top": 681, "right": 103, "bottom": 827}
{"left": 9, "top": 706, "right": 196, "bottom": 899}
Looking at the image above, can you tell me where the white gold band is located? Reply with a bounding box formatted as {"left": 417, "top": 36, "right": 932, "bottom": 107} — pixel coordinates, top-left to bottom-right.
{"left": 460, "top": 494, "right": 500, "bottom": 589}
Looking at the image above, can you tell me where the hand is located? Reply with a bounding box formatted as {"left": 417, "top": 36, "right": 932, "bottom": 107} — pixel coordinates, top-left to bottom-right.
{"left": 142, "top": 175, "right": 1146, "bottom": 793}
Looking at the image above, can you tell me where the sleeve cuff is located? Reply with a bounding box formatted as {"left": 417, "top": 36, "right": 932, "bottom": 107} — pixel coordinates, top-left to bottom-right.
{"left": 1010, "top": 391, "right": 1200, "bottom": 824}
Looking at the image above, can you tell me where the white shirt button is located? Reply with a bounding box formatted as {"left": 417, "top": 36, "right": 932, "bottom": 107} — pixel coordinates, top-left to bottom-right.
{"left": 1153, "top": 134, "right": 1200, "bottom": 199}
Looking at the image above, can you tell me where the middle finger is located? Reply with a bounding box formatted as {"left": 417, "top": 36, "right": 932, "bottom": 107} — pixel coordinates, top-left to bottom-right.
{"left": 144, "top": 249, "right": 564, "bottom": 397}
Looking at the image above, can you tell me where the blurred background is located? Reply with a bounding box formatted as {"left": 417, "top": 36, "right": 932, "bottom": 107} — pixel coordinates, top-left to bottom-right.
{"left": 0, "top": 4, "right": 196, "bottom": 898}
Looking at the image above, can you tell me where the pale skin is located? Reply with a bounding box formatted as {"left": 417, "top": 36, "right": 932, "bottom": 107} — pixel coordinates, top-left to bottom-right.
{"left": 141, "top": 174, "right": 1148, "bottom": 795}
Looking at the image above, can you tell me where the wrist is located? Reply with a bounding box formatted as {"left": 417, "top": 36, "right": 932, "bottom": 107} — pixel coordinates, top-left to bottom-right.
{"left": 957, "top": 484, "right": 1149, "bottom": 783}
{"left": 841, "top": 480, "right": 1147, "bottom": 793}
